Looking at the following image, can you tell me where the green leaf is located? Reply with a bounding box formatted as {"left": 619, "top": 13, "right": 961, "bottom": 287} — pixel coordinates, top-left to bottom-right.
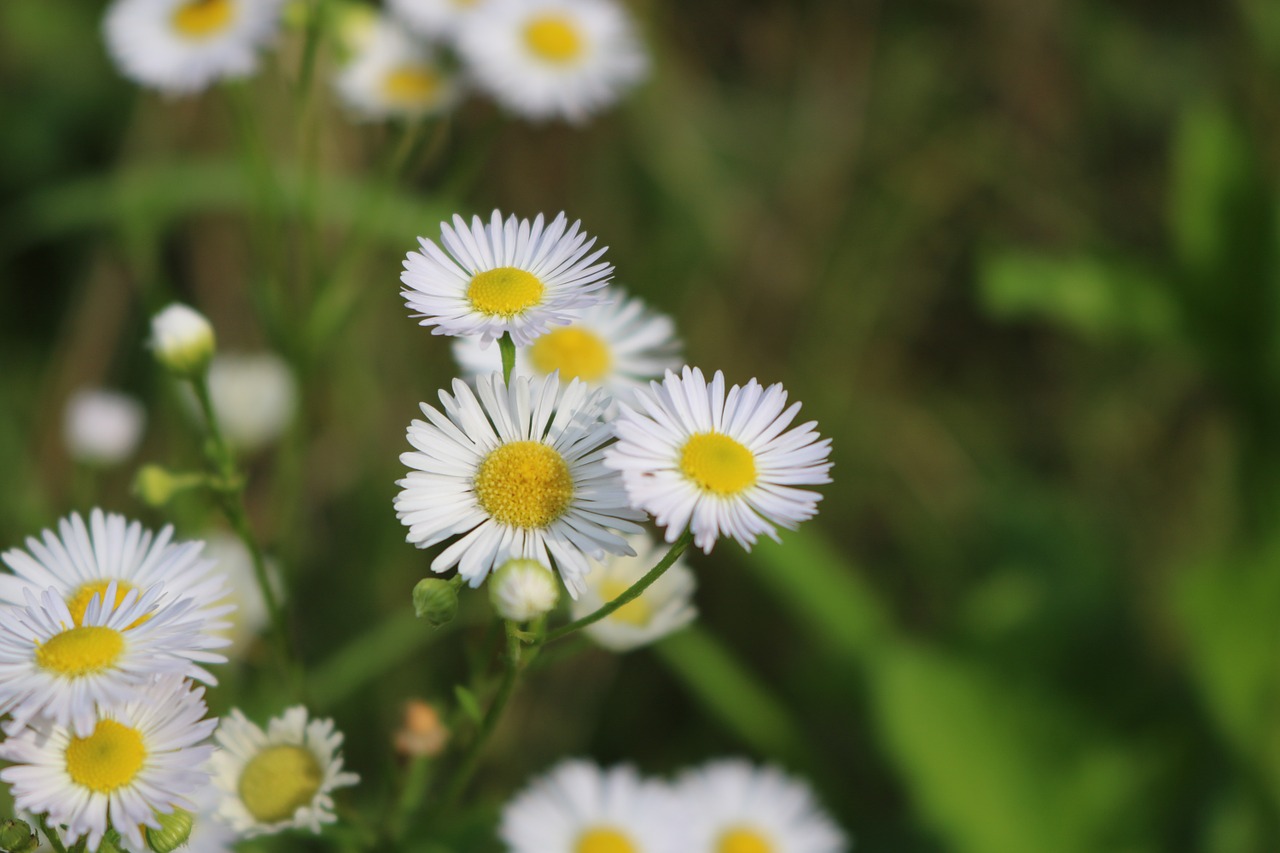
{"left": 453, "top": 686, "right": 483, "bottom": 725}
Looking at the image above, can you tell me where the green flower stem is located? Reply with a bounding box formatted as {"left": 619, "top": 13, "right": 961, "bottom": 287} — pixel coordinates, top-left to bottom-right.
{"left": 438, "top": 620, "right": 523, "bottom": 810}
{"left": 499, "top": 333, "right": 516, "bottom": 384}
{"left": 37, "top": 816, "right": 69, "bottom": 853}
{"left": 388, "top": 755, "right": 432, "bottom": 842}
{"left": 542, "top": 529, "right": 694, "bottom": 644}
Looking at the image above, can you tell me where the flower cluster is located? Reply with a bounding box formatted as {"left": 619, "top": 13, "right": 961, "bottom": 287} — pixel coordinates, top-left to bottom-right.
{"left": 500, "top": 758, "right": 848, "bottom": 853}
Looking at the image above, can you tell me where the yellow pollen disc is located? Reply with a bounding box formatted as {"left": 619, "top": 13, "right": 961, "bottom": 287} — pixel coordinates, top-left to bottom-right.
{"left": 717, "top": 827, "right": 774, "bottom": 853}
{"left": 65, "top": 579, "right": 139, "bottom": 626}
{"left": 381, "top": 65, "right": 442, "bottom": 107}
{"left": 680, "top": 433, "right": 757, "bottom": 496}
{"left": 238, "top": 745, "right": 324, "bottom": 824}
{"left": 171, "top": 0, "right": 237, "bottom": 38}
{"left": 466, "top": 267, "right": 545, "bottom": 318}
{"left": 475, "top": 441, "right": 574, "bottom": 528}
{"left": 599, "top": 577, "right": 653, "bottom": 627}
{"left": 575, "top": 827, "right": 638, "bottom": 853}
{"left": 529, "top": 327, "right": 612, "bottom": 382}
{"left": 35, "top": 626, "right": 125, "bottom": 677}
{"left": 524, "top": 15, "right": 584, "bottom": 63}
{"left": 66, "top": 719, "right": 147, "bottom": 794}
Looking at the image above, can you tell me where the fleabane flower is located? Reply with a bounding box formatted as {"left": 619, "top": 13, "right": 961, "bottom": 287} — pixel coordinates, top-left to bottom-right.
{"left": 490, "top": 558, "right": 560, "bottom": 622}
{"left": 149, "top": 303, "right": 216, "bottom": 375}
{"left": 0, "top": 509, "right": 233, "bottom": 636}
{"left": 0, "top": 675, "right": 217, "bottom": 853}
{"left": 103, "top": 0, "right": 287, "bottom": 95}
{"left": 401, "top": 210, "right": 613, "bottom": 347}
{"left": 334, "top": 15, "right": 460, "bottom": 121}
{"left": 62, "top": 389, "right": 146, "bottom": 466}
{"left": 453, "top": 286, "right": 683, "bottom": 412}
{"left": 456, "top": 0, "right": 648, "bottom": 123}
{"left": 206, "top": 352, "right": 297, "bottom": 451}
{"left": 210, "top": 706, "right": 359, "bottom": 837}
{"left": 673, "top": 760, "right": 848, "bottom": 853}
{"left": 571, "top": 531, "right": 696, "bottom": 652}
{"left": 395, "top": 372, "right": 645, "bottom": 595}
{"left": 388, "top": 0, "right": 487, "bottom": 40}
{"left": 605, "top": 367, "right": 832, "bottom": 554}
{"left": 499, "top": 760, "right": 681, "bottom": 853}
{"left": 0, "top": 584, "right": 228, "bottom": 736}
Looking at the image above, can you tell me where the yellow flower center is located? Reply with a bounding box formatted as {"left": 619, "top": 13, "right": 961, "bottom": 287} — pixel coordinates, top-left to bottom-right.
{"left": 467, "top": 267, "right": 545, "bottom": 318}
{"left": 717, "top": 827, "right": 775, "bottom": 853}
{"left": 381, "top": 65, "right": 442, "bottom": 107}
{"left": 171, "top": 0, "right": 237, "bottom": 38}
{"left": 65, "top": 579, "right": 139, "bottom": 626}
{"left": 680, "top": 433, "right": 757, "bottom": 496}
{"left": 575, "top": 827, "right": 637, "bottom": 853}
{"left": 238, "top": 745, "right": 324, "bottom": 824}
{"left": 529, "top": 327, "right": 612, "bottom": 382}
{"left": 475, "top": 441, "right": 574, "bottom": 528}
{"left": 599, "top": 577, "right": 652, "bottom": 627}
{"left": 66, "top": 719, "right": 147, "bottom": 794}
{"left": 35, "top": 626, "right": 125, "bottom": 677}
{"left": 524, "top": 15, "right": 584, "bottom": 63}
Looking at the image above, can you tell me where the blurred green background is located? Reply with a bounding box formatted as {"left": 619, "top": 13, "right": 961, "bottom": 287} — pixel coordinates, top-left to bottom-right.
{"left": 4, "top": 0, "right": 1280, "bottom": 850}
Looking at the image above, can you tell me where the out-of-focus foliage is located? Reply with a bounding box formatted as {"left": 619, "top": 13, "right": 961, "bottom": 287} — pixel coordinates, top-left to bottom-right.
{"left": 2, "top": 0, "right": 1280, "bottom": 850}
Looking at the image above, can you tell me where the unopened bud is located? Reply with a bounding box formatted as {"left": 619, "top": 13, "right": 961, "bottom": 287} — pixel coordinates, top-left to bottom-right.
{"left": 489, "top": 558, "right": 559, "bottom": 622}
{"left": 145, "top": 809, "right": 194, "bottom": 853}
{"left": 134, "top": 465, "right": 178, "bottom": 507}
{"left": 393, "top": 700, "right": 449, "bottom": 758}
{"left": 413, "top": 577, "right": 459, "bottom": 628}
{"left": 0, "top": 819, "right": 38, "bottom": 853}
{"left": 150, "top": 303, "right": 215, "bottom": 377}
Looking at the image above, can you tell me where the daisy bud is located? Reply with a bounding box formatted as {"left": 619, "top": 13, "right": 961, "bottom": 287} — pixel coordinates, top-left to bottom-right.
{"left": 0, "top": 819, "right": 38, "bottom": 853}
{"left": 150, "top": 303, "right": 215, "bottom": 377}
{"left": 489, "top": 558, "right": 559, "bottom": 622}
{"left": 134, "top": 464, "right": 180, "bottom": 507}
{"left": 413, "top": 577, "right": 460, "bottom": 628}
{"left": 145, "top": 809, "right": 194, "bottom": 853}
{"left": 393, "top": 700, "right": 449, "bottom": 758}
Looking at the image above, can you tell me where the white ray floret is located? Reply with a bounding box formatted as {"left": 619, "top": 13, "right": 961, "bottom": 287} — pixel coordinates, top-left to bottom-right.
{"left": 673, "top": 759, "right": 848, "bottom": 853}
{"left": 0, "top": 584, "right": 228, "bottom": 736}
{"left": 453, "top": 285, "right": 683, "bottom": 413}
{"left": 605, "top": 367, "right": 833, "bottom": 554}
{"left": 571, "top": 531, "right": 697, "bottom": 652}
{"left": 402, "top": 210, "right": 613, "bottom": 347}
{"left": 0, "top": 675, "right": 217, "bottom": 853}
{"left": 500, "top": 759, "right": 681, "bottom": 853}
{"left": 103, "top": 0, "right": 288, "bottom": 95}
{"left": 210, "top": 706, "right": 359, "bottom": 837}
{"left": 0, "top": 509, "right": 233, "bottom": 636}
{"left": 333, "top": 15, "right": 461, "bottom": 121}
{"left": 396, "top": 372, "right": 645, "bottom": 595}
{"left": 456, "top": 0, "right": 648, "bottom": 123}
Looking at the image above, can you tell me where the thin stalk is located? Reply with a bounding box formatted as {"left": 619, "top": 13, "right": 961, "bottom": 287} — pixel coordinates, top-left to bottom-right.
{"left": 388, "top": 756, "right": 432, "bottom": 842}
{"left": 38, "top": 816, "right": 70, "bottom": 853}
{"left": 543, "top": 529, "right": 694, "bottom": 643}
{"left": 499, "top": 333, "right": 516, "bottom": 383}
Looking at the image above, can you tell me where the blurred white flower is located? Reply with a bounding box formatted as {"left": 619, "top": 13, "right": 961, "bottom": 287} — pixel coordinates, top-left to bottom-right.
{"left": 489, "top": 558, "right": 560, "bottom": 622}
{"left": 62, "top": 388, "right": 145, "bottom": 466}
{"left": 150, "top": 303, "right": 215, "bottom": 376}
{"left": 333, "top": 15, "right": 461, "bottom": 122}
{"left": 388, "top": 0, "right": 488, "bottom": 41}
{"left": 201, "top": 531, "right": 281, "bottom": 659}
{"left": 207, "top": 352, "right": 297, "bottom": 452}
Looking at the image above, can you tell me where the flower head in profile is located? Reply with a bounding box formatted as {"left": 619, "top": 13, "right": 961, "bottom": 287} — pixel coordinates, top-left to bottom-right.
{"left": 149, "top": 303, "right": 215, "bottom": 375}
{"left": 673, "top": 760, "right": 848, "bottom": 853}
{"left": 453, "top": 286, "right": 683, "bottom": 413}
{"left": 210, "top": 706, "right": 359, "bottom": 836}
{"left": 490, "top": 558, "right": 561, "bottom": 622}
{"left": 0, "top": 675, "right": 217, "bottom": 852}
{"left": 62, "top": 389, "right": 146, "bottom": 467}
{"left": 606, "top": 367, "right": 832, "bottom": 554}
{"left": 395, "top": 372, "right": 644, "bottom": 595}
{"left": 402, "top": 210, "right": 613, "bottom": 347}
{"left": 103, "top": 0, "right": 287, "bottom": 95}
{"left": 571, "top": 532, "right": 697, "bottom": 652}
{"left": 500, "top": 760, "right": 680, "bottom": 853}
{"left": 456, "top": 0, "right": 648, "bottom": 122}
{"left": 334, "top": 15, "right": 461, "bottom": 122}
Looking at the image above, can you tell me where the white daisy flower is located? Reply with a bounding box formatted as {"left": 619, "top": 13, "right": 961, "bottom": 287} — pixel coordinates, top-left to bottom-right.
{"left": 499, "top": 760, "right": 680, "bottom": 853}
{"left": 395, "top": 372, "right": 645, "bottom": 595}
{"left": 200, "top": 531, "right": 282, "bottom": 659}
{"left": 0, "top": 509, "right": 233, "bottom": 635}
{"left": 0, "top": 675, "right": 217, "bottom": 853}
{"left": 388, "top": 0, "right": 487, "bottom": 40}
{"left": 206, "top": 352, "right": 297, "bottom": 452}
{"left": 0, "top": 584, "right": 228, "bottom": 736}
{"left": 334, "top": 15, "right": 461, "bottom": 122}
{"left": 489, "top": 558, "right": 560, "bottom": 622}
{"left": 401, "top": 210, "right": 613, "bottom": 348}
{"left": 453, "top": 286, "right": 683, "bottom": 413}
{"left": 103, "top": 0, "right": 287, "bottom": 95}
{"left": 149, "top": 303, "right": 216, "bottom": 375}
{"left": 571, "top": 531, "right": 696, "bottom": 652}
{"left": 674, "top": 760, "right": 848, "bottom": 853}
{"left": 456, "top": 0, "right": 648, "bottom": 123}
{"left": 62, "top": 389, "right": 146, "bottom": 467}
{"left": 605, "top": 367, "right": 833, "bottom": 554}
{"left": 209, "top": 706, "right": 359, "bottom": 837}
